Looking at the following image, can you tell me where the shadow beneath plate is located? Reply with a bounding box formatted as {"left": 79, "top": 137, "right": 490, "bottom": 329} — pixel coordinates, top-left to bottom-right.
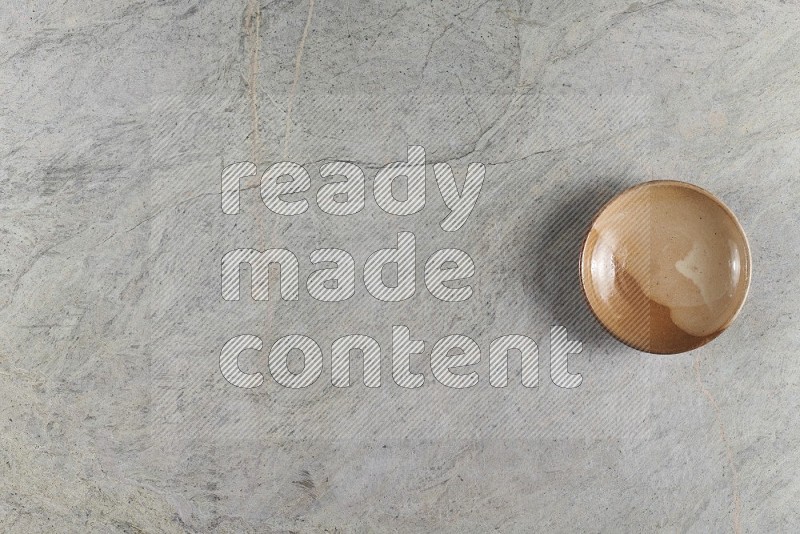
{"left": 522, "top": 178, "right": 632, "bottom": 352}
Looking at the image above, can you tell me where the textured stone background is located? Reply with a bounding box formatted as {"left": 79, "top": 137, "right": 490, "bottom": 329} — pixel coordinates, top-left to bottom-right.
{"left": 2, "top": 0, "right": 799, "bottom": 532}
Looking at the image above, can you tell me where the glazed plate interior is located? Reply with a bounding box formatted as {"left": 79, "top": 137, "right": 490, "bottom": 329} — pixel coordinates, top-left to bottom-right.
{"left": 580, "top": 180, "right": 751, "bottom": 354}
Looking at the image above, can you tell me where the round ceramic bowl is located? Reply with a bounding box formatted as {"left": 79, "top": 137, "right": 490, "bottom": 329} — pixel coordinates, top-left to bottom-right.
{"left": 580, "top": 180, "right": 751, "bottom": 354}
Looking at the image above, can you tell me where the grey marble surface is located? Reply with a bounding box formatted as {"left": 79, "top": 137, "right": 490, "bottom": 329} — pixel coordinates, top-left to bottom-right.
{"left": 2, "top": 0, "right": 799, "bottom": 532}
